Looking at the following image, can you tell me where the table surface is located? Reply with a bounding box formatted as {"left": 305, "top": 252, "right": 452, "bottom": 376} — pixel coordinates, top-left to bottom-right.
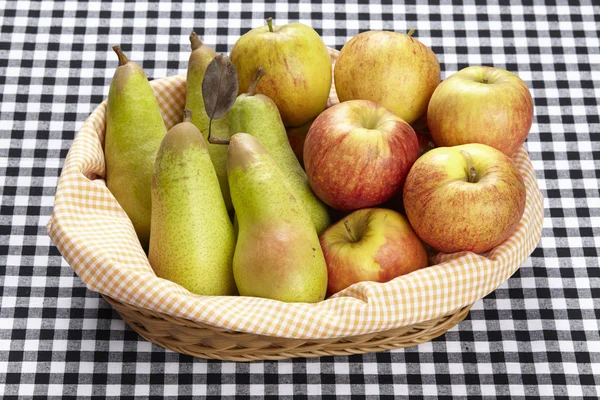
{"left": 1, "top": 1, "right": 599, "bottom": 398}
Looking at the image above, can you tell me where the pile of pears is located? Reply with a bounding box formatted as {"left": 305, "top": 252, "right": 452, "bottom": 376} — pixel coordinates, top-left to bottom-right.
{"left": 105, "top": 33, "right": 331, "bottom": 303}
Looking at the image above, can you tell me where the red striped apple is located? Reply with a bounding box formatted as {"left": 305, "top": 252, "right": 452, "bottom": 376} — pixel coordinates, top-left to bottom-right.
{"left": 304, "top": 100, "right": 419, "bottom": 210}
{"left": 427, "top": 66, "right": 534, "bottom": 156}
{"left": 403, "top": 143, "right": 526, "bottom": 254}
{"left": 319, "top": 208, "right": 428, "bottom": 295}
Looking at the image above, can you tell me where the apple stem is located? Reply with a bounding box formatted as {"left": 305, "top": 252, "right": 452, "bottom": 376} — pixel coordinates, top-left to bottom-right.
{"left": 183, "top": 109, "right": 192, "bottom": 123}
{"left": 113, "top": 45, "right": 128, "bottom": 66}
{"left": 344, "top": 220, "right": 357, "bottom": 243}
{"left": 266, "top": 17, "right": 274, "bottom": 32}
{"left": 460, "top": 150, "right": 477, "bottom": 183}
{"left": 247, "top": 67, "right": 266, "bottom": 96}
{"left": 407, "top": 29, "right": 415, "bottom": 37}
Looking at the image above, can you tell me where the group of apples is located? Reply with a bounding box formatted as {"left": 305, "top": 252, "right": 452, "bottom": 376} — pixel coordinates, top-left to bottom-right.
{"left": 106, "top": 18, "right": 533, "bottom": 301}
{"left": 239, "top": 22, "right": 533, "bottom": 295}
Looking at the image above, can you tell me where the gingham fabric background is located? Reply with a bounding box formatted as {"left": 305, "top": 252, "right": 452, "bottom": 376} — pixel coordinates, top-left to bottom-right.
{"left": 1, "top": 0, "right": 599, "bottom": 398}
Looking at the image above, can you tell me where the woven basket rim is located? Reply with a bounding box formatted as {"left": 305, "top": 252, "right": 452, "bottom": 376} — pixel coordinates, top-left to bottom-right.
{"left": 102, "top": 294, "right": 474, "bottom": 361}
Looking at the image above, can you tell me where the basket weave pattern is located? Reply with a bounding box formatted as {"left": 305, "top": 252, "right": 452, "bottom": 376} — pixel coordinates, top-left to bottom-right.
{"left": 102, "top": 295, "right": 472, "bottom": 361}
{"left": 47, "top": 49, "right": 544, "bottom": 359}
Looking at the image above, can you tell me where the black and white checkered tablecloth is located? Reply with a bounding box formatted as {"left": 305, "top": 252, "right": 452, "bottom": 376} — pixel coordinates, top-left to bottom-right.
{"left": 1, "top": 0, "right": 599, "bottom": 398}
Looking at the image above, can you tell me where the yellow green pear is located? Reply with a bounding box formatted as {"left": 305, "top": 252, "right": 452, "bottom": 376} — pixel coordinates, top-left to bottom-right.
{"left": 105, "top": 46, "right": 167, "bottom": 251}
{"left": 185, "top": 32, "right": 233, "bottom": 212}
{"left": 228, "top": 70, "right": 331, "bottom": 234}
{"left": 227, "top": 133, "right": 327, "bottom": 303}
{"left": 149, "top": 110, "right": 236, "bottom": 296}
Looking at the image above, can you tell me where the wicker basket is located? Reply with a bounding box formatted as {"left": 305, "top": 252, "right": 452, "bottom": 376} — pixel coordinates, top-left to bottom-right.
{"left": 47, "top": 48, "right": 544, "bottom": 361}
{"left": 103, "top": 295, "right": 472, "bottom": 361}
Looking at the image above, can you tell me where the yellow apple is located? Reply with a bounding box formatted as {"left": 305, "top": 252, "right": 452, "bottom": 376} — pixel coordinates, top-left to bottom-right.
{"left": 334, "top": 30, "right": 440, "bottom": 124}
{"left": 230, "top": 19, "right": 332, "bottom": 127}
{"left": 427, "top": 66, "right": 534, "bottom": 156}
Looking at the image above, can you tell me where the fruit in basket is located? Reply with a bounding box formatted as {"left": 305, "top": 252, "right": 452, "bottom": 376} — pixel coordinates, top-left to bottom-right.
{"left": 303, "top": 100, "right": 419, "bottom": 210}
{"left": 427, "top": 66, "right": 534, "bottom": 156}
{"left": 105, "top": 46, "right": 167, "bottom": 251}
{"left": 415, "top": 130, "right": 435, "bottom": 157}
{"left": 185, "top": 32, "right": 233, "bottom": 212}
{"left": 320, "top": 208, "right": 428, "bottom": 295}
{"left": 334, "top": 30, "right": 440, "bottom": 124}
{"left": 410, "top": 116, "right": 436, "bottom": 157}
{"left": 403, "top": 143, "right": 526, "bottom": 254}
{"left": 286, "top": 118, "right": 314, "bottom": 167}
{"left": 228, "top": 69, "right": 330, "bottom": 234}
{"left": 230, "top": 18, "right": 332, "bottom": 127}
{"left": 149, "top": 110, "right": 236, "bottom": 296}
{"left": 228, "top": 133, "right": 327, "bottom": 303}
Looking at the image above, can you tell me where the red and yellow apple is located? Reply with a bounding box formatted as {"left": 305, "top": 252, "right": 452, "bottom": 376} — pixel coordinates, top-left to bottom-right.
{"left": 319, "top": 208, "right": 428, "bottom": 295}
{"left": 403, "top": 143, "right": 526, "bottom": 254}
{"left": 230, "top": 19, "right": 332, "bottom": 127}
{"left": 427, "top": 66, "right": 534, "bottom": 156}
{"left": 334, "top": 30, "right": 440, "bottom": 124}
{"left": 303, "top": 99, "right": 419, "bottom": 210}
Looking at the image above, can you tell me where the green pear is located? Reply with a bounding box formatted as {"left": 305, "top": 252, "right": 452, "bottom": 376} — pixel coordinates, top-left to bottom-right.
{"left": 105, "top": 46, "right": 167, "bottom": 251}
{"left": 149, "top": 110, "right": 236, "bottom": 296}
{"left": 228, "top": 133, "right": 327, "bottom": 303}
{"left": 185, "top": 32, "right": 232, "bottom": 212}
{"left": 228, "top": 70, "right": 331, "bottom": 234}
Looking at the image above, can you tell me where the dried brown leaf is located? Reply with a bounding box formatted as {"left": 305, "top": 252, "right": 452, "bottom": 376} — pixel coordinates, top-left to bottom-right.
{"left": 202, "top": 54, "right": 238, "bottom": 139}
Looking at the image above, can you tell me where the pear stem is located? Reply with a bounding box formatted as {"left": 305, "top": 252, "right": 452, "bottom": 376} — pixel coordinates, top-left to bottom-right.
{"left": 190, "top": 31, "right": 203, "bottom": 51}
{"left": 113, "top": 45, "right": 128, "bottom": 66}
{"left": 247, "top": 68, "right": 266, "bottom": 96}
{"left": 267, "top": 17, "right": 274, "bottom": 32}
{"left": 208, "top": 137, "right": 230, "bottom": 145}
{"left": 460, "top": 150, "right": 477, "bottom": 183}
{"left": 183, "top": 109, "right": 192, "bottom": 122}
{"left": 344, "top": 220, "right": 357, "bottom": 243}
{"left": 407, "top": 29, "right": 415, "bottom": 37}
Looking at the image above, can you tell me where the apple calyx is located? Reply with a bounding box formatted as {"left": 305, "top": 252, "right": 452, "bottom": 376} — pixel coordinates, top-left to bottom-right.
{"left": 344, "top": 220, "right": 358, "bottom": 243}
{"left": 247, "top": 67, "right": 266, "bottom": 96}
{"left": 113, "top": 45, "right": 128, "bottom": 66}
{"left": 460, "top": 150, "right": 478, "bottom": 183}
{"left": 266, "top": 17, "right": 274, "bottom": 32}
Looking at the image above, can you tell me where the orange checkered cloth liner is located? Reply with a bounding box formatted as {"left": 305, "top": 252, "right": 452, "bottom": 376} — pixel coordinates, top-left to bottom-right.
{"left": 46, "top": 48, "right": 544, "bottom": 339}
